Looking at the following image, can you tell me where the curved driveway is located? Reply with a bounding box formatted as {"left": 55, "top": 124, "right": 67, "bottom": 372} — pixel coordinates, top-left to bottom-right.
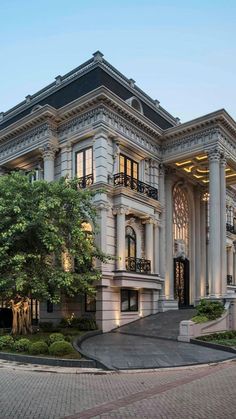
{"left": 81, "top": 311, "right": 236, "bottom": 369}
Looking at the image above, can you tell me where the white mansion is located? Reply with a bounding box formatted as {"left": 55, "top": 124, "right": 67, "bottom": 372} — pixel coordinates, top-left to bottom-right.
{"left": 1, "top": 51, "right": 236, "bottom": 332}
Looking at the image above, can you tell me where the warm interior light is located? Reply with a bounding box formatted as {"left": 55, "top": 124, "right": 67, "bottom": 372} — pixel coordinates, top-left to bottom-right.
{"left": 196, "top": 155, "right": 207, "bottom": 161}
{"left": 196, "top": 168, "right": 209, "bottom": 174}
{"left": 202, "top": 179, "right": 209, "bottom": 183}
{"left": 225, "top": 168, "right": 231, "bottom": 172}
{"left": 193, "top": 174, "right": 204, "bottom": 179}
{"left": 176, "top": 160, "right": 192, "bottom": 167}
{"left": 183, "top": 165, "right": 194, "bottom": 173}
{"left": 226, "top": 173, "right": 236, "bottom": 179}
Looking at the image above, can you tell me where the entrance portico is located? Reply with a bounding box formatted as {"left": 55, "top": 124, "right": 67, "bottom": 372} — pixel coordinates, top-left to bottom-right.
{"left": 160, "top": 111, "right": 236, "bottom": 309}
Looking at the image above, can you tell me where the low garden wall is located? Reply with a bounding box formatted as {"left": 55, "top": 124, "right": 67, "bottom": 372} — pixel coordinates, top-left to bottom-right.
{"left": 178, "top": 301, "right": 231, "bottom": 342}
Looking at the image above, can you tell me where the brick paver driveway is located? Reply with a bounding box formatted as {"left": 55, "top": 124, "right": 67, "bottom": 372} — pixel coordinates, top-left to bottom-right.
{"left": 0, "top": 360, "right": 235, "bottom": 418}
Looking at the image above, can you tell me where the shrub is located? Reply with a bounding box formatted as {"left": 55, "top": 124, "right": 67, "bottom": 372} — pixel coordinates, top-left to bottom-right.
{"left": 49, "top": 341, "right": 74, "bottom": 357}
{"left": 196, "top": 299, "right": 224, "bottom": 320}
{"left": 48, "top": 333, "right": 65, "bottom": 345}
{"left": 39, "top": 322, "right": 53, "bottom": 332}
{"left": 191, "top": 315, "right": 209, "bottom": 324}
{"left": 0, "top": 335, "right": 14, "bottom": 350}
{"left": 74, "top": 317, "right": 97, "bottom": 331}
{"left": 13, "top": 338, "right": 31, "bottom": 352}
{"left": 29, "top": 341, "right": 48, "bottom": 355}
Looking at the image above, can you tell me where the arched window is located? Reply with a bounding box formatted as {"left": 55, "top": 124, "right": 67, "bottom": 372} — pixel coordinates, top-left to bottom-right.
{"left": 173, "top": 185, "right": 190, "bottom": 257}
{"left": 125, "top": 226, "right": 136, "bottom": 259}
{"left": 126, "top": 96, "right": 143, "bottom": 114}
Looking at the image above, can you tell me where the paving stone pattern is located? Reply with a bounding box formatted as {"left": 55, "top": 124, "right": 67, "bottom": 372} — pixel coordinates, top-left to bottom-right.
{"left": 0, "top": 361, "right": 235, "bottom": 418}
{"left": 81, "top": 310, "right": 235, "bottom": 369}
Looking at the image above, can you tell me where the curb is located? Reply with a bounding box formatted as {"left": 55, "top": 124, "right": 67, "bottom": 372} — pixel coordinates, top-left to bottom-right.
{"left": 74, "top": 330, "right": 117, "bottom": 371}
{"left": 190, "top": 338, "right": 236, "bottom": 354}
{"left": 0, "top": 351, "right": 96, "bottom": 368}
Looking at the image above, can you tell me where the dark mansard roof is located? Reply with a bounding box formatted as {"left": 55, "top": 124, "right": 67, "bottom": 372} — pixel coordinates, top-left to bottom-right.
{"left": 0, "top": 52, "right": 177, "bottom": 132}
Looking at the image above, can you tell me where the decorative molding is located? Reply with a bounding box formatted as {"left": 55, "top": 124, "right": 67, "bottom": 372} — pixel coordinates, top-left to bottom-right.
{"left": 207, "top": 146, "right": 221, "bottom": 162}
{"left": 58, "top": 106, "right": 161, "bottom": 155}
{"left": 40, "top": 142, "right": 58, "bottom": 161}
{"left": 112, "top": 205, "right": 130, "bottom": 216}
{"left": 0, "top": 124, "right": 50, "bottom": 162}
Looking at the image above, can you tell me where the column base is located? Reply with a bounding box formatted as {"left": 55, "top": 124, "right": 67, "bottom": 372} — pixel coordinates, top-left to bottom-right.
{"left": 158, "top": 298, "right": 178, "bottom": 312}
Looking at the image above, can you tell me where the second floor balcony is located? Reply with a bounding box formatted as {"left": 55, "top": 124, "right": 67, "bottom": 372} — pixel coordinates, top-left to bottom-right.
{"left": 226, "top": 223, "right": 236, "bottom": 234}
{"left": 113, "top": 173, "right": 158, "bottom": 200}
{"left": 77, "top": 174, "right": 94, "bottom": 189}
{"left": 126, "top": 257, "right": 151, "bottom": 274}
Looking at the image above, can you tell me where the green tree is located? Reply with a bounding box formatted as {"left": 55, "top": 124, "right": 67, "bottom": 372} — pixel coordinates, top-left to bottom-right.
{"left": 0, "top": 172, "right": 108, "bottom": 334}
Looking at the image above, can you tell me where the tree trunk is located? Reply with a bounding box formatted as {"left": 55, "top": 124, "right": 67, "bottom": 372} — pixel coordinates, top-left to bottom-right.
{"left": 11, "top": 297, "right": 32, "bottom": 335}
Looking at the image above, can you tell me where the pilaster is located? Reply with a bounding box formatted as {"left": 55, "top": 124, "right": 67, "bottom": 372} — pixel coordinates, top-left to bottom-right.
{"left": 40, "top": 142, "right": 58, "bottom": 182}
{"left": 93, "top": 129, "right": 108, "bottom": 183}
{"left": 113, "top": 206, "right": 129, "bottom": 271}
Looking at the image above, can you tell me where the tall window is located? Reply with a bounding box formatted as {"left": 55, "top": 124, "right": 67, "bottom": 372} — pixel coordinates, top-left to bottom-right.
{"left": 226, "top": 205, "right": 234, "bottom": 226}
{"left": 76, "top": 147, "right": 93, "bottom": 178}
{"left": 173, "top": 185, "right": 190, "bottom": 257}
{"left": 125, "top": 226, "right": 136, "bottom": 259}
{"left": 119, "top": 154, "right": 138, "bottom": 179}
{"left": 121, "top": 289, "right": 138, "bottom": 312}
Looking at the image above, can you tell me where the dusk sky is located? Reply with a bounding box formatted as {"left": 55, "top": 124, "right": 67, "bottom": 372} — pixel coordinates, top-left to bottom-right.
{"left": 1, "top": 0, "right": 236, "bottom": 122}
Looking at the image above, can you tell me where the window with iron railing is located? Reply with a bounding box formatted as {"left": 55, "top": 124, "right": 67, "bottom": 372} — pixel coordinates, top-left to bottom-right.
{"left": 76, "top": 147, "right": 93, "bottom": 188}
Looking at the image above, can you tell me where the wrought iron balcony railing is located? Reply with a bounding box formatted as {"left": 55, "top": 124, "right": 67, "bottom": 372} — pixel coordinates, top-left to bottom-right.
{"left": 226, "top": 223, "right": 236, "bottom": 234}
{"left": 227, "top": 275, "right": 233, "bottom": 285}
{"left": 77, "top": 174, "right": 94, "bottom": 189}
{"left": 126, "top": 257, "right": 151, "bottom": 274}
{"left": 114, "top": 173, "right": 158, "bottom": 200}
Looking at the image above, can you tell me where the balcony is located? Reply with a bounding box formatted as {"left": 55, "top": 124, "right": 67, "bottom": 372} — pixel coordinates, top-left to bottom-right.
{"left": 114, "top": 173, "right": 158, "bottom": 200}
{"left": 126, "top": 257, "right": 151, "bottom": 274}
{"left": 77, "top": 174, "right": 94, "bottom": 189}
{"left": 227, "top": 275, "right": 233, "bottom": 285}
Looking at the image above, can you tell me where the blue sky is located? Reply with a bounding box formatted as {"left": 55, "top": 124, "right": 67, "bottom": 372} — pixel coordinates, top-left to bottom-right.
{"left": 1, "top": 0, "right": 236, "bottom": 122}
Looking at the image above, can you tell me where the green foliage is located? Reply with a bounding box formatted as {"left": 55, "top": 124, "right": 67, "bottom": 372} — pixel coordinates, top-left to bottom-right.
{"left": 195, "top": 299, "right": 225, "bottom": 320}
{"left": 0, "top": 335, "right": 14, "bottom": 350}
{"left": 191, "top": 315, "right": 209, "bottom": 324}
{"left": 48, "top": 333, "right": 65, "bottom": 344}
{"left": 13, "top": 338, "right": 31, "bottom": 352}
{"left": 39, "top": 322, "right": 54, "bottom": 332}
{"left": 29, "top": 341, "right": 48, "bottom": 355}
{"left": 49, "top": 340, "right": 74, "bottom": 356}
{"left": 0, "top": 172, "right": 110, "bottom": 307}
{"left": 59, "top": 316, "right": 97, "bottom": 330}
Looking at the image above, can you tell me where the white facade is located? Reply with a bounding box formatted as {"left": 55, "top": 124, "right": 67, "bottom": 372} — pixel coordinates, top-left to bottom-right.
{"left": 1, "top": 52, "right": 236, "bottom": 332}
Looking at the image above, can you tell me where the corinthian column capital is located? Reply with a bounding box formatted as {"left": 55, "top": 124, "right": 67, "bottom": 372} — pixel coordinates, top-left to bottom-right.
{"left": 40, "top": 142, "right": 58, "bottom": 161}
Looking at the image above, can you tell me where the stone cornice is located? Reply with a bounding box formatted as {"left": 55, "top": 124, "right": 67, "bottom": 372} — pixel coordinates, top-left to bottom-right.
{"left": 58, "top": 103, "right": 161, "bottom": 156}
{"left": 0, "top": 105, "right": 58, "bottom": 143}
{"left": 0, "top": 123, "right": 55, "bottom": 164}
{"left": 163, "top": 109, "right": 236, "bottom": 140}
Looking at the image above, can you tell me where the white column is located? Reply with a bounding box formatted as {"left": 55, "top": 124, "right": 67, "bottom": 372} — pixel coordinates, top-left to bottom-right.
{"left": 208, "top": 148, "right": 221, "bottom": 297}
{"left": 195, "top": 189, "right": 201, "bottom": 300}
{"left": 93, "top": 129, "right": 108, "bottom": 183}
{"left": 165, "top": 169, "right": 174, "bottom": 299}
{"left": 154, "top": 219, "right": 160, "bottom": 275}
{"left": 159, "top": 164, "right": 166, "bottom": 280}
{"left": 41, "top": 143, "right": 57, "bottom": 182}
{"left": 200, "top": 197, "right": 207, "bottom": 297}
{"left": 114, "top": 206, "right": 128, "bottom": 271}
{"left": 143, "top": 218, "right": 154, "bottom": 273}
{"left": 220, "top": 155, "right": 227, "bottom": 295}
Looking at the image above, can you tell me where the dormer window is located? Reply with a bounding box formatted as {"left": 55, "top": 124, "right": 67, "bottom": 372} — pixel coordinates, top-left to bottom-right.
{"left": 126, "top": 96, "right": 143, "bottom": 114}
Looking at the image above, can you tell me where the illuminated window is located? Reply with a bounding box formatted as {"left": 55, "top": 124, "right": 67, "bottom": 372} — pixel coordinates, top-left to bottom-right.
{"left": 173, "top": 185, "right": 190, "bottom": 256}
{"left": 119, "top": 154, "right": 138, "bottom": 179}
{"left": 76, "top": 147, "right": 93, "bottom": 178}
{"left": 121, "top": 289, "right": 138, "bottom": 312}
